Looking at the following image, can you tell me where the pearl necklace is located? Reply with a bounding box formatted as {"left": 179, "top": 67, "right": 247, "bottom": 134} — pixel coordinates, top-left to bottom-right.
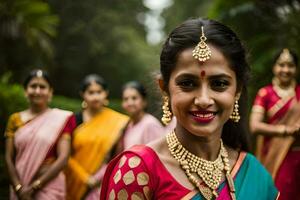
{"left": 166, "top": 131, "right": 236, "bottom": 200}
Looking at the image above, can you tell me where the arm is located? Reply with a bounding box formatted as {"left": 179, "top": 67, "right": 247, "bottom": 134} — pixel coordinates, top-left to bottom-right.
{"left": 5, "top": 137, "right": 23, "bottom": 194}
{"left": 29, "top": 135, "right": 71, "bottom": 192}
{"left": 250, "top": 109, "right": 300, "bottom": 136}
{"left": 249, "top": 111, "right": 285, "bottom": 136}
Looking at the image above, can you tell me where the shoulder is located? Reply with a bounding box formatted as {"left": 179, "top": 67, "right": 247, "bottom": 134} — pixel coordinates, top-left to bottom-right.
{"left": 7, "top": 112, "right": 21, "bottom": 122}
{"left": 102, "top": 145, "right": 155, "bottom": 200}
{"left": 5, "top": 112, "right": 22, "bottom": 137}
{"left": 242, "top": 152, "right": 274, "bottom": 181}
{"left": 241, "top": 153, "right": 279, "bottom": 198}
{"left": 104, "top": 107, "right": 129, "bottom": 120}
{"left": 143, "top": 114, "right": 162, "bottom": 126}
{"left": 51, "top": 108, "right": 72, "bottom": 117}
{"left": 257, "top": 85, "right": 273, "bottom": 97}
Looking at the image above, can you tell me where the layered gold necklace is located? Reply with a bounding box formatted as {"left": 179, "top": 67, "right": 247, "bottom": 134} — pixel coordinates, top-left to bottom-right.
{"left": 166, "top": 131, "right": 236, "bottom": 200}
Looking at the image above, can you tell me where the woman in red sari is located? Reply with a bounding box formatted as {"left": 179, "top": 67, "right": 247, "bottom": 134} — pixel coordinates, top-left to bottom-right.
{"left": 250, "top": 48, "right": 300, "bottom": 199}
{"left": 5, "top": 69, "right": 76, "bottom": 200}
{"left": 101, "top": 18, "right": 278, "bottom": 200}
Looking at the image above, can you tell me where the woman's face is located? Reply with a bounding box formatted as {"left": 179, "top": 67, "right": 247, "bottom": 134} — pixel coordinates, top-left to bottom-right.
{"left": 122, "top": 88, "right": 146, "bottom": 117}
{"left": 168, "top": 45, "right": 238, "bottom": 138}
{"left": 25, "top": 77, "right": 52, "bottom": 107}
{"left": 82, "top": 81, "right": 108, "bottom": 110}
{"left": 273, "top": 60, "right": 297, "bottom": 86}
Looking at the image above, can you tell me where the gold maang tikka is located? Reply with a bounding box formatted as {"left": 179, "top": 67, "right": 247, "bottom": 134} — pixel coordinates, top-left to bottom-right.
{"left": 277, "top": 48, "right": 293, "bottom": 64}
{"left": 192, "top": 26, "right": 212, "bottom": 62}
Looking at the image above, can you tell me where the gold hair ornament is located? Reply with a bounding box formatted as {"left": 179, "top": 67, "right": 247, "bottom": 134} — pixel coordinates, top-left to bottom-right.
{"left": 36, "top": 70, "right": 43, "bottom": 77}
{"left": 276, "top": 48, "right": 293, "bottom": 64}
{"left": 192, "top": 26, "right": 212, "bottom": 62}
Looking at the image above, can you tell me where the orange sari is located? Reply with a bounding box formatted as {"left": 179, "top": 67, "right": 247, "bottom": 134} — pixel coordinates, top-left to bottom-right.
{"left": 65, "top": 107, "right": 128, "bottom": 200}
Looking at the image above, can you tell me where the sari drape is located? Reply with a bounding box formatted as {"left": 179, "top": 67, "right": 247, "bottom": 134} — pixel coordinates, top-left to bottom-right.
{"left": 10, "top": 108, "right": 72, "bottom": 200}
{"left": 254, "top": 85, "right": 300, "bottom": 178}
{"left": 65, "top": 107, "right": 128, "bottom": 200}
{"left": 100, "top": 145, "right": 278, "bottom": 200}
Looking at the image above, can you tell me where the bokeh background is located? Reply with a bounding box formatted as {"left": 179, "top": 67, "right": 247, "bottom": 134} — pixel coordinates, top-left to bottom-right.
{"left": 1, "top": 0, "right": 300, "bottom": 198}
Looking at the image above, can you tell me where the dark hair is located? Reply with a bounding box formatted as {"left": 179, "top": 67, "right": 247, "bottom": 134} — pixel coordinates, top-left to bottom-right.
{"left": 122, "top": 81, "right": 147, "bottom": 99}
{"left": 160, "top": 18, "right": 250, "bottom": 151}
{"left": 80, "top": 74, "right": 108, "bottom": 93}
{"left": 23, "top": 69, "right": 52, "bottom": 88}
{"left": 273, "top": 48, "right": 298, "bottom": 66}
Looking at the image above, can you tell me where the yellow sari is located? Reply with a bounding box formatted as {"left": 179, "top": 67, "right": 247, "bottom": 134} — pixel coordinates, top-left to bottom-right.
{"left": 65, "top": 107, "right": 129, "bottom": 200}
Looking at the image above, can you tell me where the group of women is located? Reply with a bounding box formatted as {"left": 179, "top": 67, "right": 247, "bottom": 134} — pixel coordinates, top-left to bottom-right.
{"left": 5, "top": 72, "right": 170, "bottom": 200}
{"left": 4, "top": 17, "right": 300, "bottom": 200}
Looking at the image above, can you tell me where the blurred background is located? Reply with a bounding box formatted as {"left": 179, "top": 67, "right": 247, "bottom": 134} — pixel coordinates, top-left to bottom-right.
{"left": 1, "top": 0, "right": 300, "bottom": 198}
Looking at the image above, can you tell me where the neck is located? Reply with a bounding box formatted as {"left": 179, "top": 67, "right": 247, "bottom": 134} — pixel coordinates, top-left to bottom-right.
{"left": 29, "top": 104, "right": 48, "bottom": 114}
{"left": 175, "top": 125, "right": 222, "bottom": 161}
{"left": 131, "top": 111, "right": 145, "bottom": 124}
{"left": 85, "top": 106, "right": 103, "bottom": 117}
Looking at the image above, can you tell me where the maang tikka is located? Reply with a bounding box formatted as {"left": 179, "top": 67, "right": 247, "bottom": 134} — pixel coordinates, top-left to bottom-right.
{"left": 192, "top": 26, "right": 212, "bottom": 62}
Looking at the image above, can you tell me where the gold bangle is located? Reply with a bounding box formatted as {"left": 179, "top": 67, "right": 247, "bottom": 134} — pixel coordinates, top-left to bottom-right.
{"left": 14, "top": 184, "right": 22, "bottom": 192}
{"left": 32, "top": 179, "right": 42, "bottom": 190}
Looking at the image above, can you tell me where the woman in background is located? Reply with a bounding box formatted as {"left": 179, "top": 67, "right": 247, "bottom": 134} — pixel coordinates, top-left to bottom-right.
{"left": 113, "top": 81, "right": 165, "bottom": 154}
{"left": 250, "top": 48, "right": 300, "bottom": 199}
{"left": 5, "top": 69, "right": 75, "bottom": 200}
{"left": 65, "top": 74, "right": 128, "bottom": 200}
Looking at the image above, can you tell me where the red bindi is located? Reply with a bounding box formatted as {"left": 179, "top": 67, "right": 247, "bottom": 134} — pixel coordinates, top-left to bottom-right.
{"left": 200, "top": 70, "right": 206, "bottom": 77}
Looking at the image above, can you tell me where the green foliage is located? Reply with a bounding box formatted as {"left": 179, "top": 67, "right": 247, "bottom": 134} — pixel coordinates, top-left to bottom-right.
{"left": 0, "top": 0, "right": 59, "bottom": 76}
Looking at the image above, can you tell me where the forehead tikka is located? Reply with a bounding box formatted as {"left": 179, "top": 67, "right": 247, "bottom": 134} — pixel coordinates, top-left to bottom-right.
{"left": 276, "top": 48, "right": 293, "bottom": 64}
{"left": 36, "top": 70, "right": 43, "bottom": 77}
{"left": 192, "top": 26, "right": 212, "bottom": 62}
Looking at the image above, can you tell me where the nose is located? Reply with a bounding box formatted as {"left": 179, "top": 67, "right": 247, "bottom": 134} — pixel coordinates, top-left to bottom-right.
{"left": 194, "top": 87, "right": 214, "bottom": 109}
{"left": 34, "top": 86, "right": 41, "bottom": 93}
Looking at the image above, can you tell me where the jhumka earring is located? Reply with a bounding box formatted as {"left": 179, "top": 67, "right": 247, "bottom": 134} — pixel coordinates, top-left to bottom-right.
{"left": 192, "top": 26, "right": 212, "bottom": 62}
{"left": 230, "top": 99, "right": 240, "bottom": 123}
{"left": 161, "top": 95, "right": 172, "bottom": 125}
{"left": 81, "top": 100, "right": 87, "bottom": 109}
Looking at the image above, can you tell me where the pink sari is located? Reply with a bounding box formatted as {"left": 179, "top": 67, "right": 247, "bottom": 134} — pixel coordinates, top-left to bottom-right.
{"left": 10, "top": 108, "right": 72, "bottom": 200}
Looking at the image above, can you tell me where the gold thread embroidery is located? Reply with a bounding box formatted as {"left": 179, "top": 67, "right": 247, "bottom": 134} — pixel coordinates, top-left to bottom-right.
{"left": 143, "top": 186, "right": 151, "bottom": 200}
{"left": 131, "top": 192, "right": 145, "bottom": 200}
{"left": 123, "top": 170, "right": 135, "bottom": 185}
{"left": 137, "top": 172, "right": 149, "bottom": 186}
{"left": 128, "top": 156, "right": 141, "bottom": 168}
{"left": 113, "top": 169, "right": 121, "bottom": 184}
{"left": 108, "top": 189, "right": 116, "bottom": 200}
{"left": 117, "top": 189, "right": 128, "bottom": 200}
{"left": 119, "top": 155, "right": 127, "bottom": 168}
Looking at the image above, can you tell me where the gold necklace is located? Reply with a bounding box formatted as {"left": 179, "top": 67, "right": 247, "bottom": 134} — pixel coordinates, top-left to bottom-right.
{"left": 272, "top": 77, "right": 296, "bottom": 98}
{"left": 166, "top": 131, "right": 236, "bottom": 200}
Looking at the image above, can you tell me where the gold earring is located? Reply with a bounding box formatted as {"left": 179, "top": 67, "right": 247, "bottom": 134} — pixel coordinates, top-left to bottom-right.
{"left": 192, "top": 26, "right": 212, "bottom": 62}
{"left": 230, "top": 100, "right": 240, "bottom": 123}
{"left": 81, "top": 100, "right": 87, "bottom": 109}
{"left": 161, "top": 95, "right": 172, "bottom": 125}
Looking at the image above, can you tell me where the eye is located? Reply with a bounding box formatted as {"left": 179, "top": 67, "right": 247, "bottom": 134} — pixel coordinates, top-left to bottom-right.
{"left": 211, "top": 79, "right": 230, "bottom": 91}
{"left": 177, "top": 79, "right": 197, "bottom": 89}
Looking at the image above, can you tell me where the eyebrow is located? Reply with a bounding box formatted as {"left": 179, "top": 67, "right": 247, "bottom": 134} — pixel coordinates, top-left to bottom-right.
{"left": 175, "top": 72, "right": 233, "bottom": 80}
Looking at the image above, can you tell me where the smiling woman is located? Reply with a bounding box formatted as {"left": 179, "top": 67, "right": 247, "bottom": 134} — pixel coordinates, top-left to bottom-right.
{"left": 100, "top": 18, "right": 279, "bottom": 200}
{"left": 250, "top": 48, "right": 300, "bottom": 199}
{"left": 4, "top": 69, "right": 76, "bottom": 200}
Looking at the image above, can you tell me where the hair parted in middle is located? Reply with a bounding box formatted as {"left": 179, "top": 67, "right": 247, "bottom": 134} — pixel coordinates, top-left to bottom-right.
{"left": 160, "top": 18, "right": 251, "bottom": 151}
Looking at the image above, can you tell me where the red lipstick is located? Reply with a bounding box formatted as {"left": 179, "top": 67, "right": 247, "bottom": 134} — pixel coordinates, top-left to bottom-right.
{"left": 190, "top": 110, "right": 216, "bottom": 123}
